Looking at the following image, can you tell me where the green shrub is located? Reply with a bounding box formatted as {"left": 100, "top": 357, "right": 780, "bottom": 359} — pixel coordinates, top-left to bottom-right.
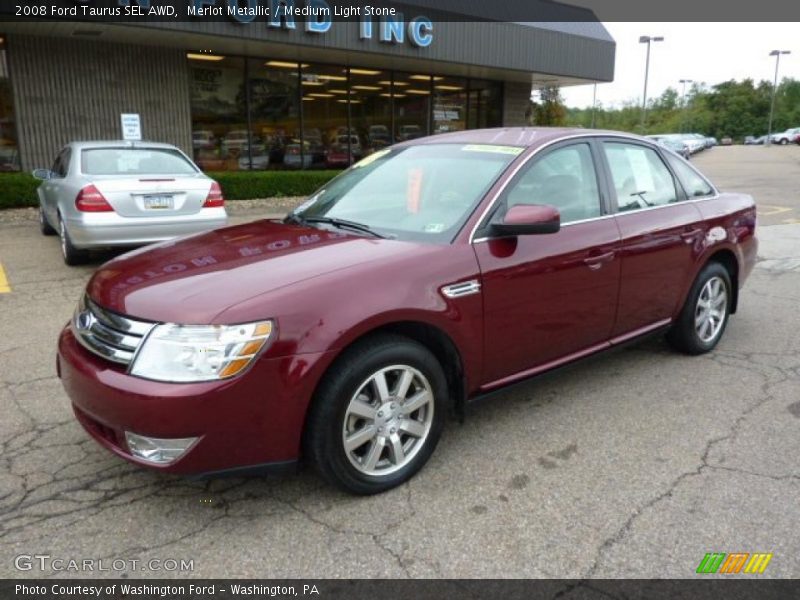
{"left": 0, "top": 172, "right": 40, "bottom": 209}
{"left": 0, "top": 170, "right": 343, "bottom": 210}
{"left": 209, "top": 170, "right": 342, "bottom": 200}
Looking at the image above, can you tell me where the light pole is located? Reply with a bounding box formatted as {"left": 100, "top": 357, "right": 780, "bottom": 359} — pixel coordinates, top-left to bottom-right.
{"left": 766, "top": 50, "right": 790, "bottom": 146}
{"left": 639, "top": 35, "right": 664, "bottom": 132}
{"left": 679, "top": 78, "right": 693, "bottom": 133}
{"left": 591, "top": 83, "right": 597, "bottom": 128}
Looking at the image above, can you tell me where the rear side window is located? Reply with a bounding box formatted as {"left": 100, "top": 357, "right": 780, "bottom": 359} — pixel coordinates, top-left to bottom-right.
{"left": 603, "top": 142, "right": 678, "bottom": 211}
{"left": 664, "top": 153, "right": 715, "bottom": 198}
{"left": 501, "top": 143, "right": 602, "bottom": 224}
{"left": 81, "top": 148, "right": 198, "bottom": 176}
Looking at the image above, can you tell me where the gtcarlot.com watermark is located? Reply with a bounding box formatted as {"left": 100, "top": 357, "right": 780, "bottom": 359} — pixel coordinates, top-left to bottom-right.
{"left": 14, "top": 554, "right": 194, "bottom": 573}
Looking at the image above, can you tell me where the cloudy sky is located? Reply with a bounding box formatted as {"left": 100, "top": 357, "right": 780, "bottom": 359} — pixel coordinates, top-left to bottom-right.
{"left": 560, "top": 23, "right": 800, "bottom": 108}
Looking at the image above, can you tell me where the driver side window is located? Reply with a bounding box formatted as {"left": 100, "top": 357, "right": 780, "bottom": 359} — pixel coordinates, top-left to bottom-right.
{"left": 501, "top": 143, "right": 602, "bottom": 224}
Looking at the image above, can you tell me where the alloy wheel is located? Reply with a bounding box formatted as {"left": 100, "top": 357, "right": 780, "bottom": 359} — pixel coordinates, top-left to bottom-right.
{"left": 341, "top": 365, "right": 434, "bottom": 477}
{"left": 695, "top": 275, "right": 727, "bottom": 343}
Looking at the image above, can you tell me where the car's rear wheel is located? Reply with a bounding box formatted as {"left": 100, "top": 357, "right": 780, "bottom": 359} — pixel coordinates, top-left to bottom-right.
{"left": 305, "top": 334, "right": 447, "bottom": 494}
{"left": 39, "top": 205, "right": 56, "bottom": 236}
{"left": 780, "top": 138, "right": 788, "bottom": 145}
{"left": 667, "top": 262, "right": 732, "bottom": 355}
{"left": 59, "top": 216, "right": 88, "bottom": 266}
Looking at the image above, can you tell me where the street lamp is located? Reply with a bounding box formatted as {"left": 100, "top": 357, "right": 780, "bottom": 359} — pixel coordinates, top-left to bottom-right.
{"left": 639, "top": 35, "right": 664, "bottom": 132}
{"left": 679, "top": 78, "right": 693, "bottom": 133}
{"left": 766, "top": 50, "right": 790, "bottom": 146}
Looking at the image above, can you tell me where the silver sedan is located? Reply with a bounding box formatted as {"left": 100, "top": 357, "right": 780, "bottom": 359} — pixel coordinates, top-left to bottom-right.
{"left": 34, "top": 141, "right": 228, "bottom": 265}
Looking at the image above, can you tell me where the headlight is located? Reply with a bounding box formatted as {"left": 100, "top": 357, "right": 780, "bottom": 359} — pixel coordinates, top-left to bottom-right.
{"left": 130, "top": 321, "right": 274, "bottom": 382}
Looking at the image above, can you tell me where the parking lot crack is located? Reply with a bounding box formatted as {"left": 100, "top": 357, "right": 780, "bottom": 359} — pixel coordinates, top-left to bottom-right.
{"left": 583, "top": 362, "right": 789, "bottom": 577}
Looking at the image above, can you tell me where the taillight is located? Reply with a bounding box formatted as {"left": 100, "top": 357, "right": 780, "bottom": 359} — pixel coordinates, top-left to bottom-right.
{"left": 203, "top": 181, "right": 225, "bottom": 208}
{"left": 75, "top": 184, "right": 114, "bottom": 212}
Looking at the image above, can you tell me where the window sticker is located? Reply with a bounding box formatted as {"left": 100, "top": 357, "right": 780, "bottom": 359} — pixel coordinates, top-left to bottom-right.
{"left": 423, "top": 223, "right": 446, "bottom": 233}
{"left": 626, "top": 147, "right": 655, "bottom": 193}
{"left": 461, "top": 144, "right": 524, "bottom": 156}
{"left": 353, "top": 148, "right": 391, "bottom": 168}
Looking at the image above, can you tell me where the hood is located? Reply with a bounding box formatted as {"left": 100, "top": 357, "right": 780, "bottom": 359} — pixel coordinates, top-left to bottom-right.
{"left": 87, "top": 220, "right": 419, "bottom": 324}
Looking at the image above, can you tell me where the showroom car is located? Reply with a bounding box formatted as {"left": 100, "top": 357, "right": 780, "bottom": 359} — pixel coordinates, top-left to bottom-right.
{"left": 57, "top": 128, "right": 758, "bottom": 495}
{"left": 35, "top": 141, "right": 228, "bottom": 265}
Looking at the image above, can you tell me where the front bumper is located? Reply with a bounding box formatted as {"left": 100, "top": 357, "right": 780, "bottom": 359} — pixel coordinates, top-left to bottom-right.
{"left": 65, "top": 208, "right": 228, "bottom": 249}
{"left": 57, "top": 326, "right": 334, "bottom": 475}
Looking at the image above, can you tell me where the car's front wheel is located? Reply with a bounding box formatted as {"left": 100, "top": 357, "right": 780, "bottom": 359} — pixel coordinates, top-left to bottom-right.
{"left": 59, "top": 216, "right": 88, "bottom": 266}
{"left": 780, "top": 138, "right": 788, "bottom": 145}
{"left": 667, "top": 261, "right": 732, "bottom": 354}
{"left": 305, "top": 334, "right": 447, "bottom": 494}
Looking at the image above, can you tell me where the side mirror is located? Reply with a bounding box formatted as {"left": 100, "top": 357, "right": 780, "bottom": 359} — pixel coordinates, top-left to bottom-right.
{"left": 32, "top": 168, "right": 52, "bottom": 180}
{"left": 491, "top": 204, "right": 561, "bottom": 237}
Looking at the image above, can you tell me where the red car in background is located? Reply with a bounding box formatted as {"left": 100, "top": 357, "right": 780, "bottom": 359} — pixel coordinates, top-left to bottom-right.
{"left": 57, "top": 128, "right": 758, "bottom": 494}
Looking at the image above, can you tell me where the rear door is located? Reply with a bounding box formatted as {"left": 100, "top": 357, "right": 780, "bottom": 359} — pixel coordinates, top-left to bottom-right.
{"left": 475, "top": 140, "right": 622, "bottom": 385}
{"left": 79, "top": 146, "right": 212, "bottom": 218}
{"left": 599, "top": 139, "right": 706, "bottom": 337}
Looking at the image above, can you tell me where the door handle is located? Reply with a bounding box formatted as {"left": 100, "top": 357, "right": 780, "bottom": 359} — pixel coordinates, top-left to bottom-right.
{"left": 583, "top": 251, "right": 615, "bottom": 270}
{"left": 680, "top": 228, "right": 703, "bottom": 241}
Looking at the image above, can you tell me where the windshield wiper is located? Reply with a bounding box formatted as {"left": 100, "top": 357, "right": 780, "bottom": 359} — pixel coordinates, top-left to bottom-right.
{"left": 285, "top": 214, "right": 387, "bottom": 239}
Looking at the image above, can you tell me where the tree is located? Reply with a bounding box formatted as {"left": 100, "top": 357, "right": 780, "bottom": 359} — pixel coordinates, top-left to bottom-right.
{"left": 565, "top": 77, "right": 800, "bottom": 141}
{"left": 531, "top": 86, "right": 567, "bottom": 126}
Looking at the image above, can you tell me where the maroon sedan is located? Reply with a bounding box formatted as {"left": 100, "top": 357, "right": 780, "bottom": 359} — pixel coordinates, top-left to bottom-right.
{"left": 57, "top": 128, "right": 758, "bottom": 494}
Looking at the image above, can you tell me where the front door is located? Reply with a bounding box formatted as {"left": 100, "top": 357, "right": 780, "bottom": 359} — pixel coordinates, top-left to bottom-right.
{"left": 474, "top": 140, "right": 622, "bottom": 385}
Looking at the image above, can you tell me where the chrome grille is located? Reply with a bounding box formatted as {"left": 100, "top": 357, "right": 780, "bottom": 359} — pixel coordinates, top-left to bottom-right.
{"left": 72, "top": 295, "right": 154, "bottom": 365}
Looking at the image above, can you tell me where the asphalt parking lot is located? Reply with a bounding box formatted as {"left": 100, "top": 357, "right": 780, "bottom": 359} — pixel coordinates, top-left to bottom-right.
{"left": 1, "top": 146, "right": 799, "bottom": 579}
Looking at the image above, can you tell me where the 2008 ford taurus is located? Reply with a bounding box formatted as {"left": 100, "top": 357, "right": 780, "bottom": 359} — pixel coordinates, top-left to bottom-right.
{"left": 57, "top": 128, "right": 758, "bottom": 494}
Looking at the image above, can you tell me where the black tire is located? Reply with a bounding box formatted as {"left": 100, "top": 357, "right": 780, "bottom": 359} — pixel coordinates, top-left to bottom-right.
{"left": 304, "top": 333, "right": 447, "bottom": 495}
{"left": 780, "top": 138, "right": 788, "bottom": 145}
{"left": 39, "top": 205, "right": 57, "bottom": 236}
{"left": 666, "top": 262, "right": 732, "bottom": 355}
{"left": 58, "top": 215, "right": 88, "bottom": 266}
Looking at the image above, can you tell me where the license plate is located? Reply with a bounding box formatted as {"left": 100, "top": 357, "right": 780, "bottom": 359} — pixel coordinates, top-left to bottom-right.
{"left": 143, "top": 195, "right": 174, "bottom": 210}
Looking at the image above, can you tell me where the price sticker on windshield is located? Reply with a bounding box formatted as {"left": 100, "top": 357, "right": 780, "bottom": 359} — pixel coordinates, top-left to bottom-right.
{"left": 462, "top": 144, "right": 524, "bottom": 155}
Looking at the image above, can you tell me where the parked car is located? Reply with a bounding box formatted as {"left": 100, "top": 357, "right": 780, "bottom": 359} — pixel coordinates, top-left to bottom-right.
{"left": 720, "top": 137, "right": 733, "bottom": 146}
{"left": 770, "top": 128, "right": 800, "bottom": 145}
{"left": 57, "top": 128, "right": 757, "bottom": 494}
{"left": 397, "top": 124, "right": 424, "bottom": 141}
{"left": 793, "top": 132, "right": 800, "bottom": 145}
{"left": 220, "top": 130, "right": 250, "bottom": 157}
{"left": 191, "top": 130, "right": 216, "bottom": 152}
{"left": 745, "top": 135, "right": 767, "bottom": 145}
{"left": 34, "top": 141, "right": 228, "bottom": 265}
{"left": 367, "top": 124, "right": 391, "bottom": 149}
{"left": 647, "top": 135, "right": 690, "bottom": 159}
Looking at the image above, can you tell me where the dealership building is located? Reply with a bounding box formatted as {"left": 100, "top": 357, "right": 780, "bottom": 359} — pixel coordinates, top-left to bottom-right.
{"left": 0, "top": 3, "right": 614, "bottom": 172}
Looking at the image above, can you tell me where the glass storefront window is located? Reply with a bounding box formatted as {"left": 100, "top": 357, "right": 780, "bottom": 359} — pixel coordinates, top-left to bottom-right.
{"left": 349, "top": 68, "right": 392, "bottom": 156}
{"left": 0, "top": 36, "right": 20, "bottom": 172}
{"left": 189, "top": 55, "right": 247, "bottom": 171}
{"left": 433, "top": 76, "right": 467, "bottom": 135}
{"left": 394, "top": 72, "right": 431, "bottom": 142}
{"left": 187, "top": 54, "right": 504, "bottom": 170}
{"left": 246, "top": 59, "right": 300, "bottom": 170}
{"left": 468, "top": 80, "right": 503, "bottom": 129}
{"left": 300, "top": 64, "right": 350, "bottom": 169}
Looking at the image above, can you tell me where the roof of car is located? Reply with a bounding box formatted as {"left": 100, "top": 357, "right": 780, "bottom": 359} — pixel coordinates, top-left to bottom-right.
{"left": 67, "top": 141, "right": 181, "bottom": 150}
{"left": 401, "top": 127, "right": 646, "bottom": 149}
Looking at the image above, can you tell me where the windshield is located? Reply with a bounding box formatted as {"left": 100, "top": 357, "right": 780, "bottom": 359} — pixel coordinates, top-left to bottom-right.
{"left": 81, "top": 148, "right": 198, "bottom": 176}
{"left": 293, "top": 143, "right": 522, "bottom": 242}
